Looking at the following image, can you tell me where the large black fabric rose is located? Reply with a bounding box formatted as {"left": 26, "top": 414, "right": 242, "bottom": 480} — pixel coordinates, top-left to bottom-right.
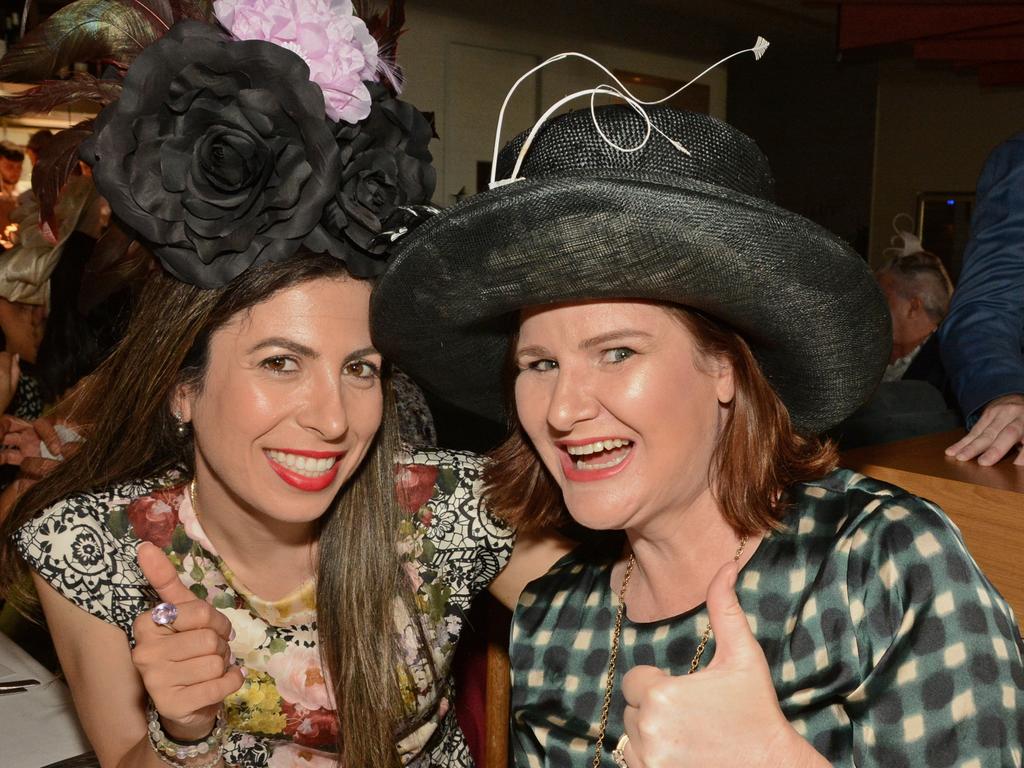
{"left": 305, "top": 82, "right": 435, "bottom": 277}
{"left": 80, "top": 22, "right": 341, "bottom": 288}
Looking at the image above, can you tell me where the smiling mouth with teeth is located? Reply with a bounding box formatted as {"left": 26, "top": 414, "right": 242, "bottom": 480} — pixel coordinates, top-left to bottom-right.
{"left": 565, "top": 439, "right": 633, "bottom": 470}
{"left": 266, "top": 449, "right": 340, "bottom": 478}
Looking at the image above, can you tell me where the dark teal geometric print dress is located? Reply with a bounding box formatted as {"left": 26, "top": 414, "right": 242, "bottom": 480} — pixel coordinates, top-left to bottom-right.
{"left": 509, "top": 469, "right": 1024, "bottom": 767}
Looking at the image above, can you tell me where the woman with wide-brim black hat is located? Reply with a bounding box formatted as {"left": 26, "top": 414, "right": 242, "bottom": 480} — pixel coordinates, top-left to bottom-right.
{"left": 373, "top": 102, "right": 1024, "bottom": 767}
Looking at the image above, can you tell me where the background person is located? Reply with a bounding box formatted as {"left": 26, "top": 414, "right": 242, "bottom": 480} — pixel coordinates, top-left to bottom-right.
{"left": 875, "top": 249, "right": 953, "bottom": 391}
{"left": 940, "top": 132, "right": 1024, "bottom": 466}
{"left": 0, "top": 142, "right": 23, "bottom": 198}
{"left": 24, "top": 129, "right": 53, "bottom": 168}
{"left": 0, "top": 293, "right": 45, "bottom": 420}
{"left": 825, "top": 247, "right": 960, "bottom": 449}
{"left": 0, "top": 142, "right": 24, "bottom": 234}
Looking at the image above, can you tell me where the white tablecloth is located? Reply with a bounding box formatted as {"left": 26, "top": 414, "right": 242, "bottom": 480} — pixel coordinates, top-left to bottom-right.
{"left": 0, "top": 631, "right": 93, "bottom": 768}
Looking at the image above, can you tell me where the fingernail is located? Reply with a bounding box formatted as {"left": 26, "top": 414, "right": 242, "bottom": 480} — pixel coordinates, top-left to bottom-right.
{"left": 229, "top": 628, "right": 236, "bottom": 641}
{"left": 239, "top": 666, "right": 248, "bottom": 677}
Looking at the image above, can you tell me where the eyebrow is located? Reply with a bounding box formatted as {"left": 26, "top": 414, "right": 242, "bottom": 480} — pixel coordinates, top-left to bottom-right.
{"left": 579, "top": 329, "right": 654, "bottom": 349}
{"left": 249, "top": 339, "right": 379, "bottom": 362}
{"left": 515, "top": 329, "right": 655, "bottom": 359}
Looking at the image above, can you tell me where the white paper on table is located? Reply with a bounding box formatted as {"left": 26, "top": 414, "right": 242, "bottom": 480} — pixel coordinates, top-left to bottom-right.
{"left": 0, "top": 633, "right": 91, "bottom": 767}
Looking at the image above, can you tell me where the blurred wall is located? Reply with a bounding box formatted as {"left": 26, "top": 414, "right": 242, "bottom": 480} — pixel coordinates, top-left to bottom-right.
{"left": 727, "top": 45, "right": 877, "bottom": 255}
{"left": 869, "top": 59, "right": 1024, "bottom": 268}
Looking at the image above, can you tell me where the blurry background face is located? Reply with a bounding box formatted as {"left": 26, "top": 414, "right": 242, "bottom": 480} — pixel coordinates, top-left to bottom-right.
{"left": 877, "top": 272, "right": 911, "bottom": 342}
{"left": 876, "top": 270, "right": 936, "bottom": 362}
{"left": 513, "top": 300, "right": 734, "bottom": 533}
{"left": 0, "top": 156, "right": 23, "bottom": 187}
{"left": 0, "top": 297, "right": 46, "bottom": 363}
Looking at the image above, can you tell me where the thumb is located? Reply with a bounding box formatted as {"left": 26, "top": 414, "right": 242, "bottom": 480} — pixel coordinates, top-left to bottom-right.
{"left": 138, "top": 541, "right": 195, "bottom": 605}
{"left": 704, "top": 562, "right": 758, "bottom": 669}
{"left": 33, "top": 418, "right": 63, "bottom": 458}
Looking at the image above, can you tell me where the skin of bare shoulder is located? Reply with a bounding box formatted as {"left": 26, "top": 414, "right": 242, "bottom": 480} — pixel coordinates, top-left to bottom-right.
{"left": 32, "top": 574, "right": 163, "bottom": 768}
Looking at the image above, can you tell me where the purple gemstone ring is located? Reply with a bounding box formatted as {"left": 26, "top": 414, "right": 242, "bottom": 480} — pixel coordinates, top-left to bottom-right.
{"left": 151, "top": 601, "right": 179, "bottom": 631}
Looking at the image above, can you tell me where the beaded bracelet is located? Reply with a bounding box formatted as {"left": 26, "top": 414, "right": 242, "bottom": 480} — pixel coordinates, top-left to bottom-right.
{"left": 146, "top": 702, "right": 228, "bottom": 768}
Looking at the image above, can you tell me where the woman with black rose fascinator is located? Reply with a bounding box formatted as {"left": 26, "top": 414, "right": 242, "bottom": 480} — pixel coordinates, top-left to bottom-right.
{"left": 0, "top": 2, "right": 552, "bottom": 767}
{"left": 372, "top": 49, "right": 1024, "bottom": 767}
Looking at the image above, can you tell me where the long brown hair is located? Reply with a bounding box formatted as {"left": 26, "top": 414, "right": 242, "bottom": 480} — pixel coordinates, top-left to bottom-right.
{"left": 0, "top": 253, "right": 410, "bottom": 768}
{"left": 484, "top": 304, "right": 838, "bottom": 536}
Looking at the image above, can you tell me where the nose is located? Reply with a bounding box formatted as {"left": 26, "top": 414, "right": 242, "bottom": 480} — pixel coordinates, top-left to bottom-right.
{"left": 545, "top": 365, "right": 599, "bottom": 433}
{"left": 297, "top": 370, "right": 349, "bottom": 440}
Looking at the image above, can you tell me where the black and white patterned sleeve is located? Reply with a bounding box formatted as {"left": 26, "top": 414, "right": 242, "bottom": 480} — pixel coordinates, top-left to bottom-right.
{"left": 12, "top": 482, "right": 160, "bottom": 634}
{"left": 11, "top": 372, "right": 43, "bottom": 421}
{"left": 842, "top": 490, "right": 1024, "bottom": 767}
{"left": 407, "top": 448, "right": 515, "bottom": 605}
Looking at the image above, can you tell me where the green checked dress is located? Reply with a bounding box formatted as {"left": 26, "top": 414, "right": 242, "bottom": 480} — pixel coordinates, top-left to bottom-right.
{"left": 510, "top": 469, "right": 1024, "bottom": 767}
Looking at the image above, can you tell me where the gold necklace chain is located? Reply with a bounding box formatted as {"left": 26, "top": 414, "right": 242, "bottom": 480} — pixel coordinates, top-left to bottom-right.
{"left": 591, "top": 535, "right": 748, "bottom": 768}
{"left": 188, "top": 479, "right": 200, "bottom": 521}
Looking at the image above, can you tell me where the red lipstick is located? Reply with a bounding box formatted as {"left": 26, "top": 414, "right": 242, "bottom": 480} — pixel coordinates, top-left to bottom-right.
{"left": 265, "top": 450, "right": 344, "bottom": 492}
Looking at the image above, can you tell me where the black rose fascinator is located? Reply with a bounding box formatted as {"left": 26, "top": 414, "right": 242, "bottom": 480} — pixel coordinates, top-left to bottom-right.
{"left": 0, "top": 0, "right": 435, "bottom": 288}
{"left": 306, "top": 82, "right": 436, "bottom": 274}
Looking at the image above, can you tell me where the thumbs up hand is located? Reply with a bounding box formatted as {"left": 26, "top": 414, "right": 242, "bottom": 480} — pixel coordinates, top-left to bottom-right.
{"left": 132, "top": 542, "right": 244, "bottom": 741}
{"left": 618, "top": 563, "right": 827, "bottom": 768}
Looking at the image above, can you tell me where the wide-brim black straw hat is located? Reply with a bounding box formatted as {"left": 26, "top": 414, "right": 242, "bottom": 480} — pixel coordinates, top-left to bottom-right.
{"left": 371, "top": 105, "right": 890, "bottom": 433}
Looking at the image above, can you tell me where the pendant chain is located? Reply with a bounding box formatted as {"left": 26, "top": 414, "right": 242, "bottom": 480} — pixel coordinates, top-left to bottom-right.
{"left": 591, "top": 535, "right": 748, "bottom": 768}
{"left": 189, "top": 479, "right": 200, "bottom": 522}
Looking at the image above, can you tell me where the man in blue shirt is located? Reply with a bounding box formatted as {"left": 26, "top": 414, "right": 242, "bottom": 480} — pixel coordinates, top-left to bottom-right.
{"left": 939, "top": 133, "right": 1024, "bottom": 466}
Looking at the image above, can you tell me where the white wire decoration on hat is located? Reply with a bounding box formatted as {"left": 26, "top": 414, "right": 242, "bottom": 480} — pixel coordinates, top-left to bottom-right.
{"left": 882, "top": 212, "right": 924, "bottom": 260}
{"left": 489, "top": 37, "right": 771, "bottom": 190}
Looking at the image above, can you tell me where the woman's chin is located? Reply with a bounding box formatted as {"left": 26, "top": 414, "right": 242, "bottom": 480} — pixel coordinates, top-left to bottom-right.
{"left": 563, "top": 497, "right": 637, "bottom": 532}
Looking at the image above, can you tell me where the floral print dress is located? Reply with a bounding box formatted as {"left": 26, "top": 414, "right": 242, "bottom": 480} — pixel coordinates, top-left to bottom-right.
{"left": 13, "top": 448, "right": 514, "bottom": 767}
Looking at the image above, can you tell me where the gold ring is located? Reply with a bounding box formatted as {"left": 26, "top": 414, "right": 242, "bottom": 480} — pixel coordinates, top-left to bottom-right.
{"left": 612, "top": 733, "right": 629, "bottom": 767}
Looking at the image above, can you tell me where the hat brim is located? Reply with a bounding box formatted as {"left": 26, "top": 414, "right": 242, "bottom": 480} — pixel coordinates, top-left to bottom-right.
{"left": 372, "top": 169, "right": 890, "bottom": 433}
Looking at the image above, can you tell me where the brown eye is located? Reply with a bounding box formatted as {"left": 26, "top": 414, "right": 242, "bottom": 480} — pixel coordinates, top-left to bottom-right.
{"left": 344, "top": 360, "right": 379, "bottom": 379}
{"left": 261, "top": 356, "right": 298, "bottom": 373}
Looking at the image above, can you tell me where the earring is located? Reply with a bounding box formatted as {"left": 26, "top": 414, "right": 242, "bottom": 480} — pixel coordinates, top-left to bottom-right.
{"left": 173, "top": 411, "right": 191, "bottom": 439}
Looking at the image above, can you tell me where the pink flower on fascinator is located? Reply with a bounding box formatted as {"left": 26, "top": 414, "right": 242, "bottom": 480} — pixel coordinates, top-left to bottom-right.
{"left": 214, "top": 0, "right": 380, "bottom": 123}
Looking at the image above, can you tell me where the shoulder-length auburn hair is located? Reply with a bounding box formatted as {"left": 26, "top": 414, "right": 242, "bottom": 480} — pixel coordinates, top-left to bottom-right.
{"left": 0, "top": 253, "right": 413, "bottom": 768}
{"left": 483, "top": 305, "right": 838, "bottom": 536}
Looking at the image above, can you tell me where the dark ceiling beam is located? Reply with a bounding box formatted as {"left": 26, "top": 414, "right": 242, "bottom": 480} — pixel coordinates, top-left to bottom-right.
{"left": 977, "top": 60, "right": 1024, "bottom": 86}
{"left": 914, "top": 37, "right": 1024, "bottom": 61}
{"left": 837, "top": 4, "right": 1024, "bottom": 49}
{"left": 943, "top": 21, "right": 1024, "bottom": 40}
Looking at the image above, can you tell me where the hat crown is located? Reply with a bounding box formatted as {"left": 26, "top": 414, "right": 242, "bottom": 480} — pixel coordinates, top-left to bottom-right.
{"left": 496, "top": 105, "right": 775, "bottom": 201}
